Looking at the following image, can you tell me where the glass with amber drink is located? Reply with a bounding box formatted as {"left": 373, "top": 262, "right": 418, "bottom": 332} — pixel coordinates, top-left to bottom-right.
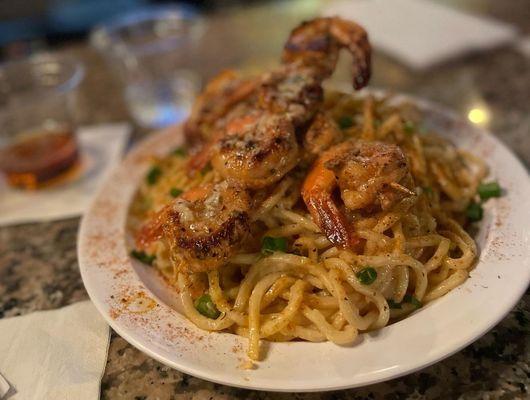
{"left": 0, "top": 54, "right": 84, "bottom": 189}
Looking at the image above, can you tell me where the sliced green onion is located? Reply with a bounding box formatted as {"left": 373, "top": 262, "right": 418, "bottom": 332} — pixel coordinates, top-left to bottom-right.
{"left": 478, "top": 181, "right": 502, "bottom": 200}
{"left": 130, "top": 250, "right": 155, "bottom": 265}
{"left": 194, "top": 294, "right": 220, "bottom": 319}
{"left": 200, "top": 164, "right": 212, "bottom": 176}
{"left": 172, "top": 147, "right": 187, "bottom": 157}
{"left": 403, "top": 120, "right": 415, "bottom": 134}
{"left": 356, "top": 267, "right": 378, "bottom": 285}
{"left": 466, "top": 202, "right": 483, "bottom": 222}
{"left": 388, "top": 295, "right": 422, "bottom": 310}
{"left": 261, "top": 236, "right": 288, "bottom": 255}
{"left": 146, "top": 166, "right": 162, "bottom": 185}
{"left": 387, "top": 299, "right": 402, "bottom": 309}
{"left": 403, "top": 294, "right": 422, "bottom": 309}
{"left": 169, "top": 188, "right": 183, "bottom": 198}
{"left": 338, "top": 116, "right": 353, "bottom": 129}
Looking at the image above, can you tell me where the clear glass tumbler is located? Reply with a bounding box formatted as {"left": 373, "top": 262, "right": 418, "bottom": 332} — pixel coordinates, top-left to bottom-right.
{"left": 91, "top": 7, "right": 204, "bottom": 129}
{"left": 0, "top": 54, "right": 84, "bottom": 189}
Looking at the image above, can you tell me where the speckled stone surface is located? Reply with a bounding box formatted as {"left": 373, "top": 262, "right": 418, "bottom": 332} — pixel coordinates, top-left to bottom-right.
{"left": 1, "top": 1, "right": 529, "bottom": 399}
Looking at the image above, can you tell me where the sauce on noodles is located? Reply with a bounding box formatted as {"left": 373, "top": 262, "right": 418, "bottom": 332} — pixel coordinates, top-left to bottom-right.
{"left": 129, "top": 92, "right": 492, "bottom": 363}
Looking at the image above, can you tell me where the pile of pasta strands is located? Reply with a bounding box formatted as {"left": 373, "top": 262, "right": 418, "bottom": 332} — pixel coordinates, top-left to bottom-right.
{"left": 130, "top": 92, "right": 487, "bottom": 362}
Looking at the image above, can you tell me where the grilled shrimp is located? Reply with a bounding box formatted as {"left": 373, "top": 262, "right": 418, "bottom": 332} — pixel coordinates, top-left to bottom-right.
{"left": 211, "top": 113, "right": 299, "bottom": 188}
{"left": 302, "top": 140, "right": 415, "bottom": 249}
{"left": 144, "top": 17, "right": 373, "bottom": 273}
{"left": 136, "top": 181, "right": 252, "bottom": 273}
{"left": 257, "top": 63, "right": 324, "bottom": 126}
{"left": 303, "top": 112, "right": 343, "bottom": 160}
{"left": 188, "top": 17, "right": 371, "bottom": 188}
{"left": 282, "top": 17, "right": 371, "bottom": 90}
{"left": 184, "top": 70, "right": 258, "bottom": 145}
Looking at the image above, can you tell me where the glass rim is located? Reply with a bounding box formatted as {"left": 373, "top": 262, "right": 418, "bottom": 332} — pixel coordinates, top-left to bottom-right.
{"left": 91, "top": 5, "right": 204, "bottom": 53}
{"left": 0, "top": 53, "right": 85, "bottom": 97}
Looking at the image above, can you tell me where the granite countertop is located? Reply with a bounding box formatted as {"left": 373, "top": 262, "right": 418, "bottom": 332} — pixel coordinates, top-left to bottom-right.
{"left": 0, "top": 1, "right": 529, "bottom": 399}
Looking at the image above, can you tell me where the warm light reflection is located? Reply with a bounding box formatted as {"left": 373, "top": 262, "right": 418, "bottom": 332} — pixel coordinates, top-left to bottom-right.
{"left": 467, "top": 108, "right": 489, "bottom": 125}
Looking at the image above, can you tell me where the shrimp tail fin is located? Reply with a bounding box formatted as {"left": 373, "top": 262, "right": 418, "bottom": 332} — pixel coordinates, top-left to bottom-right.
{"left": 305, "top": 195, "right": 350, "bottom": 249}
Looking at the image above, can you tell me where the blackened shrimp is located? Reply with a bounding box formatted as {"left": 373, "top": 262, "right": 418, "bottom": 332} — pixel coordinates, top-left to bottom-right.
{"left": 302, "top": 140, "right": 415, "bottom": 249}
{"left": 136, "top": 181, "right": 252, "bottom": 273}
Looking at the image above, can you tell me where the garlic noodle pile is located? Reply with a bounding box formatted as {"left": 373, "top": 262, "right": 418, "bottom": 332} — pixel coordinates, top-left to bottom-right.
{"left": 129, "top": 92, "right": 489, "bottom": 362}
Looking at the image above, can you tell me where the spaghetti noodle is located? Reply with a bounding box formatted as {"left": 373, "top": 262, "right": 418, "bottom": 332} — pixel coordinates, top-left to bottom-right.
{"left": 130, "top": 92, "right": 488, "bottom": 362}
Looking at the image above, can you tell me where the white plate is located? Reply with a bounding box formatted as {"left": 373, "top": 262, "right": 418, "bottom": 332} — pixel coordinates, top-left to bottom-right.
{"left": 78, "top": 92, "right": 530, "bottom": 392}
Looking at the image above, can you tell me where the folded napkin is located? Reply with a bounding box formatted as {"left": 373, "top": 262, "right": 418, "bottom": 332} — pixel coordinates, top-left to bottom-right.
{"left": 0, "top": 123, "right": 130, "bottom": 227}
{"left": 323, "top": 0, "right": 517, "bottom": 69}
{"left": 0, "top": 301, "right": 110, "bottom": 400}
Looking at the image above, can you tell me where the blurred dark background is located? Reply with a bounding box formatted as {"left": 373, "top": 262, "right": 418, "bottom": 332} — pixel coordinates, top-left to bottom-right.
{"left": 0, "top": 0, "right": 267, "bottom": 60}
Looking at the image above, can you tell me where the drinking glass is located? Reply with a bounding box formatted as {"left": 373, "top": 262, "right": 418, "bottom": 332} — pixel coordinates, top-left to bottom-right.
{"left": 0, "top": 54, "right": 84, "bottom": 189}
{"left": 91, "top": 7, "right": 204, "bottom": 129}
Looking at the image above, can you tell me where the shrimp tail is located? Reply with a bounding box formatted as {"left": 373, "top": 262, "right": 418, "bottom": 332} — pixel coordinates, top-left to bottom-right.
{"left": 282, "top": 17, "right": 371, "bottom": 90}
{"left": 305, "top": 194, "right": 350, "bottom": 248}
{"left": 302, "top": 158, "right": 363, "bottom": 250}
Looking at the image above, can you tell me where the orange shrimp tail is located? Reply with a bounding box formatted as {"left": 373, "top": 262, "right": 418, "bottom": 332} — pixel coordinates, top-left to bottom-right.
{"left": 135, "top": 208, "right": 166, "bottom": 250}
{"left": 282, "top": 17, "right": 371, "bottom": 90}
{"left": 302, "top": 158, "right": 362, "bottom": 251}
{"left": 305, "top": 195, "right": 350, "bottom": 248}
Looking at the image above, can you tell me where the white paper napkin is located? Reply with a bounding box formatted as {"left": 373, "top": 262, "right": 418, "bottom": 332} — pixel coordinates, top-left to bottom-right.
{"left": 0, "top": 301, "right": 110, "bottom": 400}
{"left": 323, "top": 0, "right": 517, "bottom": 69}
{"left": 0, "top": 123, "right": 130, "bottom": 227}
